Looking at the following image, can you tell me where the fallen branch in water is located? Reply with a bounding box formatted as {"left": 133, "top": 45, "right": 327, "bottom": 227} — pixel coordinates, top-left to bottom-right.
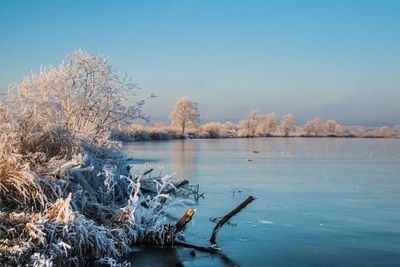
{"left": 210, "top": 196, "right": 256, "bottom": 246}
{"left": 166, "top": 180, "right": 189, "bottom": 194}
{"left": 142, "top": 168, "right": 154, "bottom": 176}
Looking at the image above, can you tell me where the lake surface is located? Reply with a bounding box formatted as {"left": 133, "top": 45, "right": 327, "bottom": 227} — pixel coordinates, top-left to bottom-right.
{"left": 123, "top": 138, "right": 400, "bottom": 266}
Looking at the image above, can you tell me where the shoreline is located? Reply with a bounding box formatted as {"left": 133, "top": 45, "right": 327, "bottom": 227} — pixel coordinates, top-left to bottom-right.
{"left": 114, "top": 133, "right": 400, "bottom": 143}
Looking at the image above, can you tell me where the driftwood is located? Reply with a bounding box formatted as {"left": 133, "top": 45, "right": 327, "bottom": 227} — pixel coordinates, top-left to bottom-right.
{"left": 142, "top": 168, "right": 154, "bottom": 176}
{"left": 169, "top": 195, "right": 256, "bottom": 261}
{"left": 138, "top": 208, "right": 195, "bottom": 246}
{"left": 210, "top": 196, "right": 255, "bottom": 245}
{"left": 140, "top": 178, "right": 189, "bottom": 194}
{"left": 180, "top": 184, "right": 204, "bottom": 200}
{"left": 175, "top": 208, "right": 195, "bottom": 233}
{"left": 166, "top": 180, "right": 189, "bottom": 193}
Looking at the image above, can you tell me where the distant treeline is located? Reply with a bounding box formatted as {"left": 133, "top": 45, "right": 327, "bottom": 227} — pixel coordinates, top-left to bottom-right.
{"left": 112, "top": 99, "right": 399, "bottom": 141}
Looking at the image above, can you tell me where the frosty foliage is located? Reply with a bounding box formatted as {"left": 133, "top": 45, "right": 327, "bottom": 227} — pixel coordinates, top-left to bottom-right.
{"left": 201, "top": 122, "right": 223, "bottom": 138}
{"left": 280, "top": 113, "right": 296, "bottom": 137}
{"left": 0, "top": 51, "right": 189, "bottom": 266}
{"left": 302, "top": 118, "right": 343, "bottom": 137}
{"left": 259, "top": 112, "right": 278, "bottom": 136}
{"left": 303, "top": 121, "right": 315, "bottom": 136}
{"left": 169, "top": 97, "right": 200, "bottom": 134}
{"left": 7, "top": 50, "right": 147, "bottom": 142}
{"left": 380, "top": 126, "right": 390, "bottom": 137}
{"left": 221, "top": 121, "right": 237, "bottom": 137}
{"left": 239, "top": 109, "right": 262, "bottom": 137}
{"left": 312, "top": 118, "right": 324, "bottom": 136}
{"left": 326, "top": 120, "right": 338, "bottom": 135}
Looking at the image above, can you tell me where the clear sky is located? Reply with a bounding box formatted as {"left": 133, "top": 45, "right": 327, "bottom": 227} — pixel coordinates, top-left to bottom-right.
{"left": 1, "top": 0, "right": 399, "bottom": 126}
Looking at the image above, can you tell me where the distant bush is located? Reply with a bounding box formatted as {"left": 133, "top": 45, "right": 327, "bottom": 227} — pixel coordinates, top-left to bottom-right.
{"left": 201, "top": 122, "right": 223, "bottom": 138}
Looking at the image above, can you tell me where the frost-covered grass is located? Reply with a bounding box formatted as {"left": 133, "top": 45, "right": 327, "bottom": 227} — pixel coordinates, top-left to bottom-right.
{"left": 0, "top": 51, "right": 189, "bottom": 266}
{"left": 0, "top": 112, "right": 187, "bottom": 266}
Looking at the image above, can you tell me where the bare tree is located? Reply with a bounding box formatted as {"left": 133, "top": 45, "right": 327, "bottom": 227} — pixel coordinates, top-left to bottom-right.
{"left": 280, "top": 113, "right": 296, "bottom": 137}
{"left": 169, "top": 97, "right": 200, "bottom": 134}
{"left": 259, "top": 112, "right": 278, "bottom": 136}
{"left": 326, "top": 120, "right": 338, "bottom": 135}
{"left": 380, "top": 126, "right": 390, "bottom": 137}
{"left": 313, "top": 117, "right": 324, "bottom": 136}
{"left": 303, "top": 121, "right": 314, "bottom": 136}
{"left": 335, "top": 124, "right": 343, "bottom": 136}
{"left": 239, "top": 109, "right": 261, "bottom": 137}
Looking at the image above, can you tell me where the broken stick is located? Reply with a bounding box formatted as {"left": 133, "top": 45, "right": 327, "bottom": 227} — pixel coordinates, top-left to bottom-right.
{"left": 166, "top": 180, "right": 189, "bottom": 193}
{"left": 209, "top": 195, "right": 255, "bottom": 245}
{"left": 175, "top": 208, "right": 195, "bottom": 233}
{"left": 142, "top": 168, "right": 154, "bottom": 176}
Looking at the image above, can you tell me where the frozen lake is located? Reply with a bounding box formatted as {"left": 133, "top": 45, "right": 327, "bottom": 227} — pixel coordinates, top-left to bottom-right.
{"left": 124, "top": 138, "right": 400, "bottom": 266}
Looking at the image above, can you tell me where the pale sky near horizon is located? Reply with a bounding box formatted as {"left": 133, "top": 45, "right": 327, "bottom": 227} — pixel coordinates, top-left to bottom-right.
{"left": 1, "top": 0, "right": 399, "bottom": 126}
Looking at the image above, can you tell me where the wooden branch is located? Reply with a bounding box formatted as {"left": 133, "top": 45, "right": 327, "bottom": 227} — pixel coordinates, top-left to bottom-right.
{"left": 210, "top": 196, "right": 255, "bottom": 245}
{"left": 175, "top": 208, "right": 195, "bottom": 233}
{"left": 166, "top": 180, "right": 189, "bottom": 193}
{"left": 154, "top": 195, "right": 168, "bottom": 212}
{"left": 142, "top": 168, "right": 154, "bottom": 176}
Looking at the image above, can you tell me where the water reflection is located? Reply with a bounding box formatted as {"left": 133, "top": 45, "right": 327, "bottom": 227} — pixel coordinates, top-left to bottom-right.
{"left": 128, "top": 247, "right": 182, "bottom": 267}
{"left": 170, "top": 140, "right": 199, "bottom": 181}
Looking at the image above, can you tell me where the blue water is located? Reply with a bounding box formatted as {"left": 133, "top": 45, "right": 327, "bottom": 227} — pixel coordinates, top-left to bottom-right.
{"left": 124, "top": 138, "right": 400, "bottom": 266}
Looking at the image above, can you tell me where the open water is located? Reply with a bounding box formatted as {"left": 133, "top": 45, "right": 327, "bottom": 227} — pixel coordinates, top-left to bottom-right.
{"left": 124, "top": 138, "right": 400, "bottom": 266}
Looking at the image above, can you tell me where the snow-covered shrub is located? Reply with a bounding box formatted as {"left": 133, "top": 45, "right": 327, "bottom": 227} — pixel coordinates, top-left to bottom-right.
{"left": 201, "top": 122, "right": 223, "bottom": 138}
{"left": 7, "top": 50, "right": 147, "bottom": 143}
{"left": 147, "top": 124, "right": 171, "bottom": 140}
{"left": 127, "top": 124, "right": 149, "bottom": 140}
{"left": 0, "top": 51, "right": 187, "bottom": 266}
{"left": 223, "top": 121, "right": 238, "bottom": 137}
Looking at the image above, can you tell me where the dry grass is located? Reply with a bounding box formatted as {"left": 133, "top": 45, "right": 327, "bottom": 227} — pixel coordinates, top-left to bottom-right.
{"left": 0, "top": 119, "right": 186, "bottom": 266}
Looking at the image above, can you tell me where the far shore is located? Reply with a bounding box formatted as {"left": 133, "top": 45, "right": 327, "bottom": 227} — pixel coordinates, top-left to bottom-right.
{"left": 113, "top": 129, "right": 399, "bottom": 143}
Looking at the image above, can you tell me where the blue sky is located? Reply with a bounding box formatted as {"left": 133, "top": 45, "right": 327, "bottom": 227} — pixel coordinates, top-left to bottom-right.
{"left": 1, "top": 0, "right": 399, "bottom": 125}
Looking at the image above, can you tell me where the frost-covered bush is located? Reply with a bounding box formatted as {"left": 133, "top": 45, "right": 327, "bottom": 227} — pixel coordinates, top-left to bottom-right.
{"left": 201, "top": 122, "right": 223, "bottom": 138}
{"left": 124, "top": 124, "right": 149, "bottom": 140}
{"left": 146, "top": 123, "right": 172, "bottom": 140}
{"left": 7, "top": 50, "right": 147, "bottom": 143}
{"left": 223, "top": 121, "right": 238, "bottom": 137}
{"left": 0, "top": 51, "right": 187, "bottom": 266}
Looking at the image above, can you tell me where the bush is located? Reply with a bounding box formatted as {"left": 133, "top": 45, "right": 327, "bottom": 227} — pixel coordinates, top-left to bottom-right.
{"left": 201, "top": 122, "right": 222, "bottom": 138}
